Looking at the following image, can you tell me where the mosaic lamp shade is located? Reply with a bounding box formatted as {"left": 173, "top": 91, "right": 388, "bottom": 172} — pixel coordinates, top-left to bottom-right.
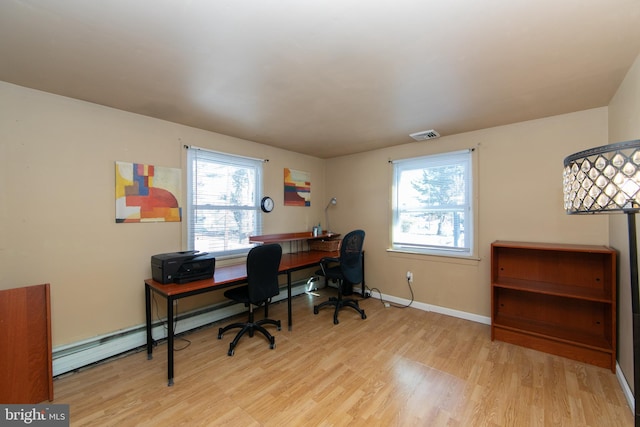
{"left": 564, "top": 139, "right": 640, "bottom": 214}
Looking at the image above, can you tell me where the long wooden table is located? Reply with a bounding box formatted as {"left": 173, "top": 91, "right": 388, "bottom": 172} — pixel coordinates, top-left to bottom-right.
{"left": 145, "top": 250, "right": 346, "bottom": 386}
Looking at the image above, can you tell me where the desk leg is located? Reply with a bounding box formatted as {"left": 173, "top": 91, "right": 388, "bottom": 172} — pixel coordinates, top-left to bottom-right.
{"left": 287, "top": 271, "right": 292, "bottom": 331}
{"left": 167, "top": 297, "right": 174, "bottom": 386}
{"left": 145, "top": 283, "right": 153, "bottom": 360}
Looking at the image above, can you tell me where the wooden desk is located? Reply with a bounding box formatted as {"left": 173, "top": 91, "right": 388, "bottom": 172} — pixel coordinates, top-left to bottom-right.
{"left": 145, "top": 250, "right": 342, "bottom": 386}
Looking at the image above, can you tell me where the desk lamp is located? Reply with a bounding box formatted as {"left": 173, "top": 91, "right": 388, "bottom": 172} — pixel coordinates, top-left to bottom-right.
{"left": 325, "top": 197, "right": 337, "bottom": 234}
{"left": 563, "top": 139, "right": 640, "bottom": 427}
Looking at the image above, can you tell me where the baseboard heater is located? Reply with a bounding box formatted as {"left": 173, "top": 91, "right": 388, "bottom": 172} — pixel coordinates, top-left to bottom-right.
{"left": 52, "top": 279, "right": 312, "bottom": 377}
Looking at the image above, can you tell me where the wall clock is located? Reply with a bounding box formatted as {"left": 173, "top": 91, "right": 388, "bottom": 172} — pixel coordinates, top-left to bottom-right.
{"left": 260, "top": 196, "right": 274, "bottom": 213}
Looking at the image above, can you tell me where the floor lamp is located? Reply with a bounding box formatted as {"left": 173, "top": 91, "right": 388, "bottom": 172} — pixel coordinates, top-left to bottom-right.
{"left": 563, "top": 139, "right": 640, "bottom": 426}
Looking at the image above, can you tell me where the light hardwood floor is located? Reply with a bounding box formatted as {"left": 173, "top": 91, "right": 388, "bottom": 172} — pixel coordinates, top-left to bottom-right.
{"left": 52, "top": 289, "right": 633, "bottom": 426}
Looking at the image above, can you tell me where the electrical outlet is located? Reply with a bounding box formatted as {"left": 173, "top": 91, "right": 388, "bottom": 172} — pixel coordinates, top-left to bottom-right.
{"left": 407, "top": 271, "right": 413, "bottom": 282}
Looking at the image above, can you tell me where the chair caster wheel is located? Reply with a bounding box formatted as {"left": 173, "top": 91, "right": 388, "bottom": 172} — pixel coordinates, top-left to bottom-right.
{"left": 362, "top": 313, "right": 367, "bottom": 319}
{"left": 277, "top": 321, "right": 281, "bottom": 331}
{"left": 217, "top": 329, "right": 223, "bottom": 339}
{"left": 333, "top": 317, "right": 339, "bottom": 325}
{"left": 270, "top": 341, "right": 276, "bottom": 350}
{"left": 313, "top": 306, "right": 319, "bottom": 314}
{"left": 227, "top": 348, "right": 235, "bottom": 356}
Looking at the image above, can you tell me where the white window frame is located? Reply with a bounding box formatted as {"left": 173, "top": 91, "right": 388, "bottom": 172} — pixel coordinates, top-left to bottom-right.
{"left": 391, "top": 149, "right": 474, "bottom": 257}
{"left": 186, "top": 147, "right": 263, "bottom": 258}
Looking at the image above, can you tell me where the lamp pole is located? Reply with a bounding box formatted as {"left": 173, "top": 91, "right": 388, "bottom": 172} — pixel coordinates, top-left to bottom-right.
{"left": 627, "top": 211, "right": 640, "bottom": 427}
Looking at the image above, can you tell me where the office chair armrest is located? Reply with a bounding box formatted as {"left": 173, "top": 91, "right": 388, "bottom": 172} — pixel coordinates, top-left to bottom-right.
{"left": 319, "top": 256, "right": 340, "bottom": 276}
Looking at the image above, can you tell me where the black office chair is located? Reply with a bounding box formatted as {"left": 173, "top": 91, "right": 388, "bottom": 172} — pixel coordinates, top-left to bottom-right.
{"left": 313, "top": 229, "right": 367, "bottom": 324}
{"left": 218, "top": 244, "right": 282, "bottom": 356}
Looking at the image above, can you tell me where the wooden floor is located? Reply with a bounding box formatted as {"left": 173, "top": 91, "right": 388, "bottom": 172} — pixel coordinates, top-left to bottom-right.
{"left": 52, "top": 289, "right": 633, "bottom": 426}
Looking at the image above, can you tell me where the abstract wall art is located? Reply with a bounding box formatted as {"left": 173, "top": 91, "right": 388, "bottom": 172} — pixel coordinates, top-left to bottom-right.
{"left": 115, "top": 161, "right": 182, "bottom": 223}
{"left": 284, "top": 168, "right": 311, "bottom": 207}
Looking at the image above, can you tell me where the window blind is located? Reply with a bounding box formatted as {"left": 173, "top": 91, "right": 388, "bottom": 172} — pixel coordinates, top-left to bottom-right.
{"left": 186, "top": 147, "right": 263, "bottom": 257}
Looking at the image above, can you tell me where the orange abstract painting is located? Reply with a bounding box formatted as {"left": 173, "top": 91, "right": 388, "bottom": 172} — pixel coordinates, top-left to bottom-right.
{"left": 115, "top": 161, "right": 182, "bottom": 223}
{"left": 284, "top": 168, "right": 311, "bottom": 207}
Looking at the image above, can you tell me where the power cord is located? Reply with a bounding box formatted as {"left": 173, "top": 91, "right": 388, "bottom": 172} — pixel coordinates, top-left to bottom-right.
{"left": 151, "top": 294, "right": 191, "bottom": 351}
{"left": 171, "top": 300, "right": 192, "bottom": 351}
{"left": 367, "top": 275, "right": 414, "bottom": 308}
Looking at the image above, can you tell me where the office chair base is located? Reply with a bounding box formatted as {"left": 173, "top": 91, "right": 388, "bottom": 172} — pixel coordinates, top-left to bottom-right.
{"left": 218, "top": 319, "right": 281, "bottom": 356}
{"left": 314, "top": 298, "right": 366, "bottom": 325}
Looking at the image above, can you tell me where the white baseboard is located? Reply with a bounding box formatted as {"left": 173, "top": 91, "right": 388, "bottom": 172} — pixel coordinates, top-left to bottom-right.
{"left": 363, "top": 287, "right": 491, "bottom": 325}
{"left": 52, "top": 281, "right": 309, "bottom": 377}
{"left": 616, "top": 363, "right": 634, "bottom": 415}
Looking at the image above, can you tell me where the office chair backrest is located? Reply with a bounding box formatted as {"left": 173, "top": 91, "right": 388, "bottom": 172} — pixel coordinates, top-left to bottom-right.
{"left": 246, "top": 243, "right": 283, "bottom": 304}
{"left": 339, "top": 229, "right": 365, "bottom": 284}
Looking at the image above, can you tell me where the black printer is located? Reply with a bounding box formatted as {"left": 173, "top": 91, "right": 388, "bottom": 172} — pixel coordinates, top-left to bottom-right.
{"left": 151, "top": 251, "right": 215, "bottom": 284}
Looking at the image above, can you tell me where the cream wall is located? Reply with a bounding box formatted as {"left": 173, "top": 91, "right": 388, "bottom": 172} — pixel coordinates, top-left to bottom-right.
{"left": 0, "top": 79, "right": 620, "bottom": 361}
{"left": 0, "top": 81, "right": 326, "bottom": 347}
{"left": 608, "top": 52, "right": 640, "bottom": 391}
{"left": 325, "top": 108, "right": 610, "bottom": 317}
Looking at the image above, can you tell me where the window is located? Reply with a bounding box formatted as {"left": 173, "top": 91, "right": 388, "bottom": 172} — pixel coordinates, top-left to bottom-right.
{"left": 187, "top": 148, "right": 263, "bottom": 258}
{"left": 392, "top": 149, "right": 473, "bottom": 256}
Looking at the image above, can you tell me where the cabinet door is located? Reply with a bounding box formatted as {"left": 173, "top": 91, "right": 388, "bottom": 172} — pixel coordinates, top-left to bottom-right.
{"left": 0, "top": 283, "right": 53, "bottom": 403}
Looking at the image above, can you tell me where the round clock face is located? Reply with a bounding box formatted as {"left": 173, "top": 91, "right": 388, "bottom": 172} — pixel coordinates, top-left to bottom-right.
{"left": 261, "top": 196, "right": 274, "bottom": 213}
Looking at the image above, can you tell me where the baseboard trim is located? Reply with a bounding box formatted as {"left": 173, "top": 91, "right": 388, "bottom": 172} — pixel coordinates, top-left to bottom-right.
{"left": 52, "top": 280, "right": 310, "bottom": 377}
{"left": 616, "top": 363, "right": 634, "bottom": 414}
{"left": 364, "top": 288, "right": 491, "bottom": 325}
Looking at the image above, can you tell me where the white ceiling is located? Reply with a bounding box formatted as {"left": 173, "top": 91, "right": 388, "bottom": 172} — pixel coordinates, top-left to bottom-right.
{"left": 1, "top": 0, "right": 640, "bottom": 158}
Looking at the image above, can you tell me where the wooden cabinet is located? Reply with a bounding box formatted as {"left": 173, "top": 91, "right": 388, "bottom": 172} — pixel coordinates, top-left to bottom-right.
{"left": 491, "top": 241, "right": 616, "bottom": 372}
{"left": 0, "top": 283, "right": 53, "bottom": 403}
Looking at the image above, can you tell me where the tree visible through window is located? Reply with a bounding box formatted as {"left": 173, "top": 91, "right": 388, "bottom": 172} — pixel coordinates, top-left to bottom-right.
{"left": 187, "top": 148, "right": 263, "bottom": 257}
{"left": 392, "top": 150, "right": 473, "bottom": 255}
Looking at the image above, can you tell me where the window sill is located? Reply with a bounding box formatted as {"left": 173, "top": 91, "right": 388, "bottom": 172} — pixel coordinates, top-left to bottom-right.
{"left": 386, "top": 248, "right": 481, "bottom": 265}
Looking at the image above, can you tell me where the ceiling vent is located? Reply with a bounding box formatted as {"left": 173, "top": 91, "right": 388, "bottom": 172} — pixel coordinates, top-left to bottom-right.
{"left": 409, "top": 129, "right": 440, "bottom": 141}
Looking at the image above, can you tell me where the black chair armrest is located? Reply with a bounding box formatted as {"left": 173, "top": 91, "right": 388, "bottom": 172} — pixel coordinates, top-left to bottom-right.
{"left": 319, "top": 256, "right": 340, "bottom": 276}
